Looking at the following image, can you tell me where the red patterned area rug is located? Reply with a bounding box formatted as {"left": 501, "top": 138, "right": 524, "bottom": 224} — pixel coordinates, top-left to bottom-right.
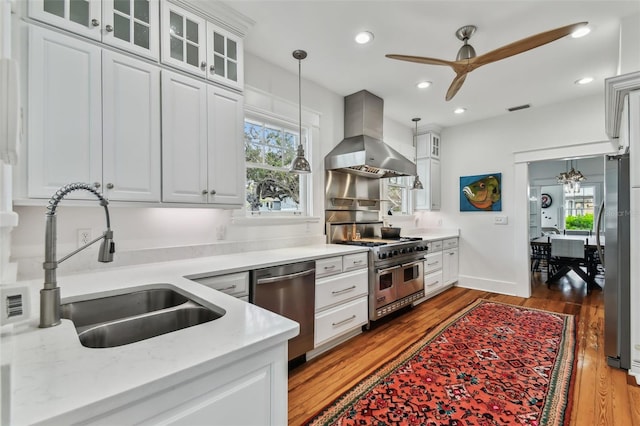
{"left": 305, "top": 299, "right": 577, "bottom": 426}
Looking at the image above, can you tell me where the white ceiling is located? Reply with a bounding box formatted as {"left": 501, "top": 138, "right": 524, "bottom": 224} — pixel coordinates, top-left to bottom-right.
{"left": 220, "top": 0, "right": 639, "bottom": 129}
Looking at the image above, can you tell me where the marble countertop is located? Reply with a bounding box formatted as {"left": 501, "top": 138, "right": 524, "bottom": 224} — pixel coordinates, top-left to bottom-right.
{"left": 5, "top": 243, "right": 370, "bottom": 425}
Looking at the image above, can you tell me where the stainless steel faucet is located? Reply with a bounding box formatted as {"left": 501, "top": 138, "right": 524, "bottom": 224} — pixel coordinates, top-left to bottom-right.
{"left": 40, "top": 183, "right": 115, "bottom": 328}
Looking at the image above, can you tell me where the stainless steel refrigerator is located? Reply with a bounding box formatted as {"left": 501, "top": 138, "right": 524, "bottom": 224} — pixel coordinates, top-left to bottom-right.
{"left": 602, "top": 154, "right": 631, "bottom": 369}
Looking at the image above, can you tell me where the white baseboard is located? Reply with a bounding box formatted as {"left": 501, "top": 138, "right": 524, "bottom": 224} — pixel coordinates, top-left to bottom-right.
{"left": 456, "top": 275, "right": 530, "bottom": 298}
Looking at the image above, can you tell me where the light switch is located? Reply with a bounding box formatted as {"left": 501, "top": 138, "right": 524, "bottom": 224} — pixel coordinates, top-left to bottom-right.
{"left": 494, "top": 216, "right": 508, "bottom": 225}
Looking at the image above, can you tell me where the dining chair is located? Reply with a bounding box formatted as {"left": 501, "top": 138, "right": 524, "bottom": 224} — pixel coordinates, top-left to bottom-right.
{"left": 547, "top": 238, "right": 589, "bottom": 289}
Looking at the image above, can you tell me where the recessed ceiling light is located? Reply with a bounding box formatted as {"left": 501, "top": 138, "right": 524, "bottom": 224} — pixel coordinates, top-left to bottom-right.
{"left": 454, "top": 107, "right": 466, "bottom": 114}
{"left": 416, "top": 81, "right": 432, "bottom": 89}
{"left": 355, "top": 31, "right": 374, "bottom": 44}
{"left": 575, "top": 77, "right": 594, "bottom": 85}
{"left": 571, "top": 26, "right": 591, "bottom": 38}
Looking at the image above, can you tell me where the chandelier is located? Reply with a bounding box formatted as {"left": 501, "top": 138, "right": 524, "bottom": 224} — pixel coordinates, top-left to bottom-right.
{"left": 557, "top": 159, "right": 585, "bottom": 192}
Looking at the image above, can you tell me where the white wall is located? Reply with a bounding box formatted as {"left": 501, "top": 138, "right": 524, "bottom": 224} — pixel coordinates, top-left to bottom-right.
{"left": 434, "top": 93, "right": 609, "bottom": 296}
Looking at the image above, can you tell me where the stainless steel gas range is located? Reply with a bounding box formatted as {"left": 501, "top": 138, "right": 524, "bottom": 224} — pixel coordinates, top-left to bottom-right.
{"left": 326, "top": 222, "right": 427, "bottom": 322}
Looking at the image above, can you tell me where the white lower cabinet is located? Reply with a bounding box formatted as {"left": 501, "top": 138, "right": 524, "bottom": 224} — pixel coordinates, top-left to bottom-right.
{"left": 76, "top": 343, "right": 287, "bottom": 425}
{"left": 414, "top": 237, "right": 458, "bottom": 305}
{"left": 315, "top": 297, "right": 368, "bottom": 347}
{"left": 311, "top": 253, "right": 368, "bottom": 357}
{"left": 190, "top": 272, "right": 249, "bottom": 301}
{"left": 442, "top": 238, "right": 459, "bottom": 285}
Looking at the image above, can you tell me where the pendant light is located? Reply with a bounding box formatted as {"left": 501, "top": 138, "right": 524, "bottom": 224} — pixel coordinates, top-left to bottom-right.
{"left": 289, "top": 49, "right": 311, "bottom": 174}
{"left": 411, "top": 117, "right": 424, "bottom": 190}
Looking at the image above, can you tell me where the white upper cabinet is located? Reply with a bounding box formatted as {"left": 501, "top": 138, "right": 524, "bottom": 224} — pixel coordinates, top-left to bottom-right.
{"left": 28, "top": 25, "right": 102, "bottom": 199}
{"left": 28, "top": 0, "right": 160, "bottom": 60}
{"left": 160, "top": 3, "right": 207, "bottom": 77}
{"left": 415, "top": 132, "right": 441, "bottom": 211}
{"left": 416, "top": 132, "right": 440, "bottom": 159}
{"left": 28, "top": 26, "right": 161, "bottom": 201}
{"left": 160, "top": 1, "right": 244, "bottom": 90}
{"left": 206, "top": 24, "right": 243, "bottom": 89}
{"left": 161, "top": 69, "right": 244, "bottom": 206}
{"left": 102, "top": 50, "right": 161, "bottom": 201}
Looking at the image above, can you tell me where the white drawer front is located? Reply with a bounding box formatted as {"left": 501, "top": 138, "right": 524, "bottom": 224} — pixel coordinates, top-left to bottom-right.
{"left": 424, "top": 252, "right": 443, "bottom": 274}
{"left": 316, "top": 256, "right": 343, "bottom": 278}
{"left": 316, "top": 268, "right": 368, "bottom": 311}
{"left": 315, "top": 296, "right": 368, "bottom": 347}
{"left": 342, "top": 252, "right": 368, "bottom": 271}
{"left": 193, "top": 272, "right": 249, "bottom": 297}
{"left": 424, "top": 270, "right": 443, "bottom": 295}
{"left": 429, "top": 240, "right": 443, "bottom": 252}
{"left": 443, "top": 238, "right": 459, "bottom": 249}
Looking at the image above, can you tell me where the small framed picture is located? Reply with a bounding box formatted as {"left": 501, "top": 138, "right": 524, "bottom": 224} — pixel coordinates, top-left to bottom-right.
{"left": 541, "top": 193, "right": 552, "bottom": 208}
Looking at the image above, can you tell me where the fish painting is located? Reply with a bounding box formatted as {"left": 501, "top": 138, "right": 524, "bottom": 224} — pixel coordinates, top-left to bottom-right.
{"left": 460, "top": 173, "right": 502, "bottom": 211}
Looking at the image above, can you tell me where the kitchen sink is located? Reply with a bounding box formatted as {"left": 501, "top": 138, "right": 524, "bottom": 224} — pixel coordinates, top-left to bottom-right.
{"left": 61, "top": 286, "right": 225, "bottom": 348}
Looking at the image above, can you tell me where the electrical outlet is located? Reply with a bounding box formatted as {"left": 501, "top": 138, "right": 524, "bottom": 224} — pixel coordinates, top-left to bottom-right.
{"left": 77, "top": 229, "right": 92, "bottom": 248}
{"left": 494, "top": 216, "right": 508, "bottom": 225}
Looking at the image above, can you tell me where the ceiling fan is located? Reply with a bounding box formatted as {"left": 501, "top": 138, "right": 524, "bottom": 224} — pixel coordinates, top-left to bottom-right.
{"left": 386, "top": 22, "right": 588, "bottom": 101}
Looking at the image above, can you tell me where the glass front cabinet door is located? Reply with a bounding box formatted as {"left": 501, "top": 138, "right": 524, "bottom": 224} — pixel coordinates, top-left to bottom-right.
{"left": 29, "top": 0, "right": 159, "bottom": 60}
{"left": 161, "top": 2, "right": 207, "bottom": 78}
{"left": 206, "top": 25, "right": 244, "bottom": 89}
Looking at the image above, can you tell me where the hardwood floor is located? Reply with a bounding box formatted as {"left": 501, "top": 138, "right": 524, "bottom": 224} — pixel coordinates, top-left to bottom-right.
{"left": 288, "top": 271, "right": 640, "bottom": 425}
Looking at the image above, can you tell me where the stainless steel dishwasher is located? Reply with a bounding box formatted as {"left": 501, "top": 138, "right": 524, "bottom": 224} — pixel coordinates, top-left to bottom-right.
{"left": 250, "top": 261, "right": 315, "bottom": 361}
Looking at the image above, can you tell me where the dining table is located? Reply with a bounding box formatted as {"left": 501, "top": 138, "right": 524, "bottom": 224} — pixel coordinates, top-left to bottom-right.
{"left": 530, "top": 234, "right": 605, "bottom": 292}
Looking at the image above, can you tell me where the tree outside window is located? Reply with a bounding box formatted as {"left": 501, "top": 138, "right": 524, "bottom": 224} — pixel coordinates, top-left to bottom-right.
{"left": 244, "top": 117, "right": 308, "bottom": 214}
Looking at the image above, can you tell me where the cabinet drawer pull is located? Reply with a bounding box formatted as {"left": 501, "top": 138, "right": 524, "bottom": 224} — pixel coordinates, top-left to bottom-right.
{"left": 331, "top": 285, "right": 356, "bottom": 295}
{"left": 427, "top": 261, "right": 439, "bottom": 266}
{"left": 323, "top": 265, "right": 337, "bottom": 270}
{"left": 426, "top": 280, "right": 440, "bottom": 287}
{"left": 219, "top": 284, "right": 237, "bottom": 291}
{"left": 351, "top": 259, "right": 364, "bottom": 264}
{"left": 332, "top": 315, "right": 356, "bottom": 327}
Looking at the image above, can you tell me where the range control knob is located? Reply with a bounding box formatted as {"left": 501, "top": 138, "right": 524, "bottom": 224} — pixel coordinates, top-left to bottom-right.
{"left": 392, "top": 250, "right": 399, "bottom": 256}
{"left": 379, "top": 252, "right": 387, "bottom": 259}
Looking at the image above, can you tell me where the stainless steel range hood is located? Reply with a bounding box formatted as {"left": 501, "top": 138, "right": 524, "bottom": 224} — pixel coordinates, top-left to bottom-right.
{"left": 325, "top": 90, "right": 417, "bottom": 178}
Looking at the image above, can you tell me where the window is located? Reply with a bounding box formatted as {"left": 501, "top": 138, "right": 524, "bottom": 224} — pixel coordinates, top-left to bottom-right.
{"left": 384, "top": 177, "right": 412, "bottom": 215}
{"left": 244, "top": 115, "right": 309, "bottom": 215}
{"left": 564, "top": 185, "right": 595, "bottom": 230}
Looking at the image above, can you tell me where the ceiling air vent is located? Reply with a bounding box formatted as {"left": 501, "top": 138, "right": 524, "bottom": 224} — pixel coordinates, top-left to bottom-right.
{"left": 507, "top": 104, "right": 531, "bottom": 112}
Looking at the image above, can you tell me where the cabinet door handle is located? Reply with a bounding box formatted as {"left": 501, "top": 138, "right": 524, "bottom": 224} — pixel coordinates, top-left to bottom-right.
{"left": 105, "top": 24, "right": 113, "bottom": 32}
{"left": 200, "top": 61, "right": 207, "bottom": 70}
{"left": 91, "top": 19, "right": 100, "bottom": 27}
{"left": 201, "top": 189, "right": 208, "bottom": 195}
{"left": 209, "top": 65, "right": 215, "bottom": 73}
{"left": 332, "top": 315, "right": 356, "bottom": 327}
{"left": 106, "top": 183, "right": 114, "bottom": 189}
{"left": 210, "top": 189, "right": 216, "bottom": 195}
{"left": 93, "top": 182, "right": 101, "bottom": 189}
{"left": 331, "top": 285, "right": 356, "bottom": 295}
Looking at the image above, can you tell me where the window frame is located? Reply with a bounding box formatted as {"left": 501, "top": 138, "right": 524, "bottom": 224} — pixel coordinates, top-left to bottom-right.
{"left": 243, "top": 111, "right": 311, "bottom": 217}
{"left": 382, "top": 176, "right": 414, "bottom": 216}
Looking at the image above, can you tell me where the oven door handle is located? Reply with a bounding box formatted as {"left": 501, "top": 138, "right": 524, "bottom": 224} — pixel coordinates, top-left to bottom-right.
{"left": 400, "top": 260, "right": 424, "bottom": 268}
{"left": 376, "top": 265, "right": 401, "bottom": 274}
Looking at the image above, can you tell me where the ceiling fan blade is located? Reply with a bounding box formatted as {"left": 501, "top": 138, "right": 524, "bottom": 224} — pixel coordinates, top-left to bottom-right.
{"left": 386, "top": 54, "right": 458, "bottom": 70}
{"left": 470, "top": 22, "right": 588, "bottom": 69}
{"left": 445, "top": 73, "right": 468, "bottom": 101}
